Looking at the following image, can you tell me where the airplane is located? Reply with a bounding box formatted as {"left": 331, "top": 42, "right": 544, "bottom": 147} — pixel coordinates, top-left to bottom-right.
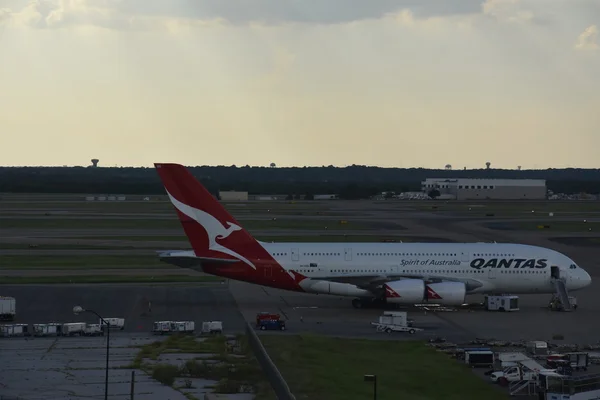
{"left": 153, "top": 163, "right": 592, "bottom": 309}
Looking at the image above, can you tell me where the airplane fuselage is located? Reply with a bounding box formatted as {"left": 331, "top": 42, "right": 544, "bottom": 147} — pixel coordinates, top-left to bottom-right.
{"left": 161, "top": 241, "right": 591, "bottom": 296}
{"left": 153, "top": 162, "right": 592, "bottom": 308}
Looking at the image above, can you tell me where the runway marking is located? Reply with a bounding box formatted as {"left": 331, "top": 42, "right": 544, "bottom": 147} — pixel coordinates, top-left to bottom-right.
{"left": 278, "top": 307, "right": 289, "bottom": 319}
{"left": 41, "top": 338, "right": 59, "bottom": 360}
{"left": 279, "top": 296, "right": 291, "bottom": 307}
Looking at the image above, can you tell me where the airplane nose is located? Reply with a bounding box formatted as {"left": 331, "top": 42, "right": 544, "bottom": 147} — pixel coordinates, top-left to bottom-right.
{"left": 582, "top": 270, "right": 592, "bottom": 287}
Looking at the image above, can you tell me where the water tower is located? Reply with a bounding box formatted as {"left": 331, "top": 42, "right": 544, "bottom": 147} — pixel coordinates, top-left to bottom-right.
{"left": 91, "top": 159, "right": 99, "bottom": 167}
{"left": 486, "top": 161, "right": 491, "bottom": 169}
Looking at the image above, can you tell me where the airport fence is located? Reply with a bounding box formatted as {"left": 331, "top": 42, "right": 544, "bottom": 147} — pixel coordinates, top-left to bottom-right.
{"left": 244, "top": 322, "right": 296, "bottom": 400}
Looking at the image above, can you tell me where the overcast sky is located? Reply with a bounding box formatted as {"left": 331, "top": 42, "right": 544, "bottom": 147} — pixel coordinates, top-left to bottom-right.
{"left": 0, "top": 0, "right": 598, "bottom": 168}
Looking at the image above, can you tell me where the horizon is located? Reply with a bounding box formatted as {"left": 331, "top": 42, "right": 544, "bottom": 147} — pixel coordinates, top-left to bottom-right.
{"left": 0, "top": 163, "right": 597, "bottom": 171}
{"left": 1, "top": 0, "right": 598, "bottom": 168}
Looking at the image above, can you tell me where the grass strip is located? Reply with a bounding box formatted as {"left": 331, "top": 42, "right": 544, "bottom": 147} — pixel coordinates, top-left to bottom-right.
{"left": 260, "top": 334, "right": 508, "bottom": 400}
{"left": 0, "top": 255, "right": 169, "bottom": 269}
{"left": 131, "top": 334, "right": 274, "bottom": 399}
{"left": 0, "top": 275, "right": 223, "bottom": 284}
{"left": 62, "top": 234, "right": 417, "bottom": 242}
{"left": 0, "top": 218, "right": 375, "bottom": 230}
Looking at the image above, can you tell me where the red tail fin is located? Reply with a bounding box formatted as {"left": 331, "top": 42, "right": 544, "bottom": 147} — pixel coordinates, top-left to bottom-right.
{"left": 154, "top": 163, "right": 271, "bottom": 269}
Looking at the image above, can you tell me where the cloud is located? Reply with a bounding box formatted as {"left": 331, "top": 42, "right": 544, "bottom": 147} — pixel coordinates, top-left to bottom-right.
{"left": 481, "top": 0, "right": 534, "bottom": 23}
{"left": 575, "top": 25, "right": 599, "bottom": 50}
{"left": 4, "top": 0, "right": 226, "bottom": 30}
{"left": 0, "top": 0, "right": 598, "bottom": 168}
{"left": 0, "top": 0, "right": 529, "bottom": 31}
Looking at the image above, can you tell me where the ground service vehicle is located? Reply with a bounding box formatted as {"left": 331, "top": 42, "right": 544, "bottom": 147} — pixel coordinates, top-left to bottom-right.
{"left": 485, "top": 295, "right": 519, "bottom": 311}
{"left": 371, "top": 311, "right": 422, "bottom": 334}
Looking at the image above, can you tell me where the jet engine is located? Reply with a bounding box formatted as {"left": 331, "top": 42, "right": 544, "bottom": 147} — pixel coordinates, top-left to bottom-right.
{"left": 384, "top": 280, "right": 467, "bottom": 306}
{"left": 426, "top": 282, "right": 466, "bottom": 306}
{"left": 384, "top": 279, "right": 426, "bottom": 304}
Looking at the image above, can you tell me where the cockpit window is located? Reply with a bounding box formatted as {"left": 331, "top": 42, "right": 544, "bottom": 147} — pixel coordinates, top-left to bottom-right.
{"left": 570, "top": 264, "right": 577, "bottom": 269}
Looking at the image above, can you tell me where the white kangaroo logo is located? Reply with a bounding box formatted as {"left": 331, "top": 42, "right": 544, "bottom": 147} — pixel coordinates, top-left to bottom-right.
{"left": 166, "top": 190, "right": 257, "bottom": 269}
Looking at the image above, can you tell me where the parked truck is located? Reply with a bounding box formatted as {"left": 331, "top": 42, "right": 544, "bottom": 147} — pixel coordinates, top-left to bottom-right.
{"left": 0, "top": 296, "right": 16, "bottom": 321}
{"left": 371, "top": 311, "right": 422, "bottom": 334}
{"left": 491, "top": 365, "right": 555, "bottom": 383}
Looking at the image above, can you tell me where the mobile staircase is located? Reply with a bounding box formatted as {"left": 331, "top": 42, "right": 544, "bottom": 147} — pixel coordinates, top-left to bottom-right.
{"left": 509, "top": 379, "right": 538, "bottom": 396}
{"left": 552, "top": 278, "right": 572, "bottom": 312}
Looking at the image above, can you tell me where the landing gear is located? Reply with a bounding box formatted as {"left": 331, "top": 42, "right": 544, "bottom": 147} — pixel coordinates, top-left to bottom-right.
{"left": 352, "top": 297, "right": 388, "bottom": 309}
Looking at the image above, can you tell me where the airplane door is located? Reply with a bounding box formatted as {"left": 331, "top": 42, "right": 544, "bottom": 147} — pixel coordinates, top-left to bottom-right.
{"left": 487, "top": 267, "right": 497, "bottom": 280}
{"left": 291, "top": 248, "right": 300, "bottom": 262}
{"left": 344, "top": 248, "right": 352, "bottom": 261}
{"left": 461, "top": 251, "right": 470, "bottom": 263}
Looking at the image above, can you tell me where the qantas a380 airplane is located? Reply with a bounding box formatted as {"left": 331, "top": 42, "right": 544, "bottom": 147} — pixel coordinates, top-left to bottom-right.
{"left": 154, "top": 163, "right": 592, "bottom": 309}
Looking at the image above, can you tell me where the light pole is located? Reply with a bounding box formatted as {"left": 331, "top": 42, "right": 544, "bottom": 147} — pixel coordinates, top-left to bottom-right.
{"left": 74, "top": 306, "right": 110, "bottom": 400}
{"left": 364, "top": 374, "right": 377, "bottom": 400}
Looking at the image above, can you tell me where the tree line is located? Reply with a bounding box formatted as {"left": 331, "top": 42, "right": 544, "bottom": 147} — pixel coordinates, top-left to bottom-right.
{"left": 1, "top": 166, "right": 600, "bottom": 198}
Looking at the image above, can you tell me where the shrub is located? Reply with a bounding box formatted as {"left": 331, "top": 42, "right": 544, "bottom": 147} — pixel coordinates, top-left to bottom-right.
{"left": 152, "top": 364, "right": 179, "bottom": 386}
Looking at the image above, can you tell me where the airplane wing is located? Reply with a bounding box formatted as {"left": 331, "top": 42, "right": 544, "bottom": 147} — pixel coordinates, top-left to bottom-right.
{"left": 311, "top": 273, "right": 483, "bottom": 292}
{"left": 157, "top": 251, "right": 240, "bottom": 269}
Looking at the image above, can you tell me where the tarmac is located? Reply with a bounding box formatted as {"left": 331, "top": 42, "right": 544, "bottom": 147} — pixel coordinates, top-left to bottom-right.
{"left": 3, "top": 198, "right": 600, "bottom": 398}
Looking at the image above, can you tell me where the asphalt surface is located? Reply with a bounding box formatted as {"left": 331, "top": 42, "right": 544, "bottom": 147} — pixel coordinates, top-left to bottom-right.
{"left": 0, "top": 283, "right": 246, "bottom": 333}
{"left": 3, "top": 198, "right": 600, "bottom": 399}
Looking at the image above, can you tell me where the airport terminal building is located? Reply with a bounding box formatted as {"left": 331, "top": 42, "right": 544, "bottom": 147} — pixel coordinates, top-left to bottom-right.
{"left": 421, "top": 178, "right": 547, "bottom": 200}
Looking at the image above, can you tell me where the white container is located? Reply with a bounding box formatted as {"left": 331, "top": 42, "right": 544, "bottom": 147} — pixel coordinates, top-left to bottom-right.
{"left": 34, "top": 323, "right": 59, "bottom": 336}
{"left": 100, "top": 317, "right": 125, "bottom": 330}
{"left": 379, "top": 311, "right": 407, "bottom": 327}
{"left": 172, "top": 321, "right": 195, "bottom": 333}
{"left": 202, "top": 321, "right": 223, "bottom": 334}
{"left": 152, "top": 321, "right": 173, "bottom": 334}
{"left": 62, "top": 322, "right": 86, "bottom": 336}
{"left": 85, "top": 324, "right": 103, "bottom": 336}
{"left": 0, "top": 297, "right": 16, "bottom": 320}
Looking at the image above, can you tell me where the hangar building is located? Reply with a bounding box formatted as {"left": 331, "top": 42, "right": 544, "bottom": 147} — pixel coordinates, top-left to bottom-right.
{"left": 421, "top": 178, "right": 547, "bottom": 200}
{"left": 219, "top": 191, "right": 249, "bottom": 201}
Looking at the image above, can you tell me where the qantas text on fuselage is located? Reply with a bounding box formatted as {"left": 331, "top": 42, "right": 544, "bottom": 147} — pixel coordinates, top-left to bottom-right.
{"left": 153, "top": 163, "right": 592, "bottom": 309}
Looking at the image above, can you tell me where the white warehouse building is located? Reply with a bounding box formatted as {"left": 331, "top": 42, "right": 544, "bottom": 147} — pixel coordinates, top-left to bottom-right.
{"left": 219, "top": 191, "right": 249, "bottom": 201}
{"left": 421, "top": 178, "right": 547, "bottom": 200}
